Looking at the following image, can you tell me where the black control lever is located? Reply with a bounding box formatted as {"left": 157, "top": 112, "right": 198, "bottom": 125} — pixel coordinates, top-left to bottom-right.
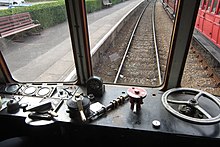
{"left": 25, "top": 101, "right": 59, "bottom": 121}
{"left": 28, "top": 112, "right": 53, "bottom": 120}
{"left": 25, "top": 101, "right": 52, "bottom": 113}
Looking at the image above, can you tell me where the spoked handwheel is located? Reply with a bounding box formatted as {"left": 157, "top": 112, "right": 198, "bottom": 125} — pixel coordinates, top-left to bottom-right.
{"left": 161, "top": 88, "right": 220, "bottom": 124}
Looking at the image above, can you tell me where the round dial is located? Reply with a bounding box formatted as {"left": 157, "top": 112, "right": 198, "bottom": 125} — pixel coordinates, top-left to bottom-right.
{"left": 5, "top": 84, "right": 20, "bottom": 94}
{"left": 87, "top": 76, "right": 103, "bottom": 90}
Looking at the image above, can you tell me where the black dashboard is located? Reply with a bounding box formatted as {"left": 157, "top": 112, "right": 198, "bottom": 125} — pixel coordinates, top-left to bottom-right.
{"left": 0, "top": 82, "right": 220, "bottom": 145}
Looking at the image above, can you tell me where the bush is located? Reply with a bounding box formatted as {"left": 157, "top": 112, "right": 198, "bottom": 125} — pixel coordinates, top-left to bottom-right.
{"left": 111, "top": 0, "right": 124, "bottom": 5}
{"left": 85, "top": 0, "right": 102, "bottom": 13}
{"left": 0, "top": 0, "right": 125, "bottom": 29}
{"left": 0, "top": 0, "right": 66, "bottom": 29}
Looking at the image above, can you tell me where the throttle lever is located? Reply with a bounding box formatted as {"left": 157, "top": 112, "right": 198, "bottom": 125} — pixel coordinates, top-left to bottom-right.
{"left": 75, "top": 95, "right": 86, "bottom": 122}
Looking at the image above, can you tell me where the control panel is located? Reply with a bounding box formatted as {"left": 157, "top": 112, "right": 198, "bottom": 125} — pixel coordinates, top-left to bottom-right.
{"left": 0, "top": 81, "right": 220, "bottom": 142}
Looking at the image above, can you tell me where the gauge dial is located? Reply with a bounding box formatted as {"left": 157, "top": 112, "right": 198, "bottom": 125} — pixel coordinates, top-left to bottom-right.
{"left": 86, "top": 76, "right": 105, "bottom": 97}
{"left": 5, "top": 84, "right": 20, "bottom": 94}
{"left": 87, "top": 77, "right": 102, "bottom": 90}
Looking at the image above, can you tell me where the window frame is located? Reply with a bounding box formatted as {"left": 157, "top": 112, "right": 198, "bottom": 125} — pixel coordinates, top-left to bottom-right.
{"left": 0, "top": 0, "right": 201, "bottom": 91}
{"left": 163, "top": 0, "right": 201, "bottom": 90}
{"left": 216, "top": 0, "right": 220, "bottom": 14}
{"left": 65, "top": 0, "right": 92, "bottom": 85}
{"left": 210, "top": 0, "right": 218, "bottom": 13}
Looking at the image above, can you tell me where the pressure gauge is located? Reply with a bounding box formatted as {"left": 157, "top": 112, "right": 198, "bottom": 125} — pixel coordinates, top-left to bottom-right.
{"left": 86, "top": 76, "right": 105, "bottom": 97}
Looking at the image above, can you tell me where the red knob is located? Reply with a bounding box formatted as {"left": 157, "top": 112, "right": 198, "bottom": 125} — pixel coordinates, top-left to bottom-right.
{"left": 127, "top": 87, "right": 147, "bottom": 113}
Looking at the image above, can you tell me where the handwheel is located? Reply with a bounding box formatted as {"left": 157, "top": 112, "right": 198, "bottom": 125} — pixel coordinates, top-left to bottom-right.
{"left": 161, "top": 87, "right": 220, "bottom": 124}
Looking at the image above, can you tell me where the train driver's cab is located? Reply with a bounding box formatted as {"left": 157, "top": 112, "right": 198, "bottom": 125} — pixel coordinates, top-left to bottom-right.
{"left": 0, "top": 0, "right": 220, "bottom": 146}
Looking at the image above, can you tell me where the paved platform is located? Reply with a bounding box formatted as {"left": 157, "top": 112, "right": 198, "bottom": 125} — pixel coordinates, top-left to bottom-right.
{"left": 88, "top": 0, "right": 144, "bottom": 50}
{"left": 0, "top": 0, "right": 144, "bottom": 82}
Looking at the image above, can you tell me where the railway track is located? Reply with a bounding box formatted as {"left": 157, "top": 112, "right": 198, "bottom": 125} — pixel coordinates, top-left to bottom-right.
{"left": 94, "top": 0, "right": 165, "bottom": 87}
{"left": 114, "top": 0, "right": 162, "bottom": 86}
{"left": 93, "top": 0, "right": 149, "bottom": 83}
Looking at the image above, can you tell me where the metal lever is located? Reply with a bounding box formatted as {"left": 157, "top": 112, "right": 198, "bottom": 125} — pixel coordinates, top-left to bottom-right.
{"left": 48, "top": 110, "right": 58, "bottom": 117}
{"left": 75, "top": 95, "right": 86, "bottom": 122}
{"left": 133, "top": 103, "right": 137, "bottom": 113}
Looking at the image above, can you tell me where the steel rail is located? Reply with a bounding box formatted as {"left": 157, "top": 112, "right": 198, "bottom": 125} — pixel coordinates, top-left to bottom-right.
{"left": 152, "top": 0, "right": 162, "bottom": 85}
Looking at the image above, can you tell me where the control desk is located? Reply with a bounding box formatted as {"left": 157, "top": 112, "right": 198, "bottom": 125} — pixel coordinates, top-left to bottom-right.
{"left": 0, "top": 82, "right": 220, "bottom": 145}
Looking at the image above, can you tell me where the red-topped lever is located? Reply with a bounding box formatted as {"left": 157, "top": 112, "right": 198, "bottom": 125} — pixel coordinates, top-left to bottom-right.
{"left": 127, "top": 87, "right": 147, "bottom": 113}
